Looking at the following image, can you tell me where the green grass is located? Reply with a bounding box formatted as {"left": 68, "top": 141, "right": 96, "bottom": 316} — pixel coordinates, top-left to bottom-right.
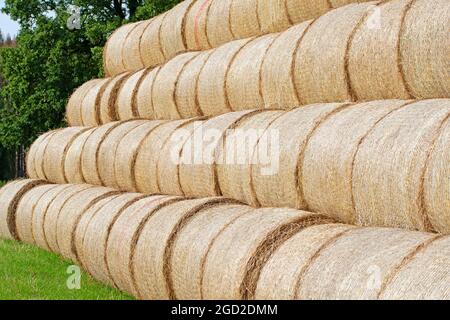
{"left": 0, "top": 239, "right": 133, "bottom": 300}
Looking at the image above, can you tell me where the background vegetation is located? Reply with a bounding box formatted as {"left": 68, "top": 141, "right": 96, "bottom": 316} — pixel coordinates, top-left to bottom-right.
{"left": 0, "top": 0, "right": 181, "bottom": 180}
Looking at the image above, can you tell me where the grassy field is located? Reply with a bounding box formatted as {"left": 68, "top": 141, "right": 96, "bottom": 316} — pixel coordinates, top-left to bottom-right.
{"left": 0, "top": 239, "right": 133, "bottom": 300}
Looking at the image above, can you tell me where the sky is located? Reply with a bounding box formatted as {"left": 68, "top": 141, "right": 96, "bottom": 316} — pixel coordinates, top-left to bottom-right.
{"left": 0, "top": 0, "right": 20, "bottom": 37}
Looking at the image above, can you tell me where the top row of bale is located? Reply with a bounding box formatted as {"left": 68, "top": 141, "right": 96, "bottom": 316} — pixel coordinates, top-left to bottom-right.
{"left": 103, "top": 0, "right": 370, "bottom": 76}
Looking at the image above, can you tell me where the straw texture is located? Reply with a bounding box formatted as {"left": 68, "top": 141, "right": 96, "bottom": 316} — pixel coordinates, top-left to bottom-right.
{"left": 352, "top": 99, "right": 450, "bottom": 232}
{"left": 252, "top": 103, "right": 349, "bottom": 209}
{"left": 400, "top": 0, "right": 450, "bottom": 99}
{"left": 26, "top": 131, "right": 55, "bottom": 179}
{"left": 261, "top": 21, "right": 311, "bottom": 109}
{"left": 294, "top": 2, "right": 377, "bottom": 104}
{"left": 64, "top": 128, "right": 95, "bottom": 184}
{"left": 114, "top": 121, "right": 165, "bottom": 192}
{"left": 80, "top": 122, "right": 121, "bottom": 186}
{"left": 152, "top": 52, "right": 200, "bottom": 120}
{"left": 122, "top": 21, "right": 149, "bottom": 72}
{"left": 67, "top": 79, "right": 103, "bottom": 126}
{"left": 206, "top": 0, "right": 234, "bottom": 48}
{"left": 99, "top": 73, "right": 131, "bottom": 125}
{"left": 424, "top": 117, "right": 450, "bottom": 234}
{"left": 134, "top": 119, "right": 198, "bottom": 194}
{"left": 55, "top": 186, "right": 117, "bottom": 262}
{"left": 216, "top": 110, "right": 284, "bottom": 205}
{"left": 32, "top": 184, "right": 73, "bottom": 250}
{"left": 106, "top": 196, "right": 179, "bottom": 296}
{"left": 116, "top": 69, "right": 148, "bottom": 121}
{"left": 201, "top": 208, "right": 331, "bottom": 300}
{"left": 15, "top": 185, "right": 59, "bottom": 244}
{"left": 80, "top": 78, "right": 110, "bottom": 126}
{"left": 185, "top": 0, "right": 212, "bottom": 51}
{"left": 229, "top": 0, "right": 260, "bottom": 39}
{"left": 170, "top": 204, "right": 252, "bottom": 299}
{"left": 133, "top": 197, "right": 238, "bottom": 300}
{"left": 0, "top": 179, "right": 45, "bottom": 240}
{"left": 140, "top": 14, "right": 166, "bottom": 68}
{"left": 302, "top": 100, "right": 411, "bottom": 223}
{"left": 348, "top": 0, "right": 413, "bottom": 101}
{"left": 43, "top": 127, "right": 89, "bottom": 184}
{"left": 175, "top": 50, "right": 212, "bottom": 119}
{"left": 79, "top": 193, "right": 142, "bottom": 286}
{"left": 98, "top": 121, "right": 147, "bottom": 188}
{"left": 226, "top": 34, "right": 278, "bottom": 111}
{"left": 197, "top": 38, "right": 252, "bottom": 116}
{"left": 135, "top": 67, "right": 160, "bottom": 119}
{"left": 179, "top": 110, "right": 259, "bottom": 198}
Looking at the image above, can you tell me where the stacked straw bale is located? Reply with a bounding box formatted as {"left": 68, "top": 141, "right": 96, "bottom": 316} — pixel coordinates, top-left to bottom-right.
{"left": 30, "top": 99, "right": 450, "bottom": 233}
{"left": 1, "top": 181, "right": 449, "bottom": 300}
{"left": 103, "top": 0, "right": 368, "bottom": 76}
{"left": 68, "top": 0, "right": 449, "bottom": 126}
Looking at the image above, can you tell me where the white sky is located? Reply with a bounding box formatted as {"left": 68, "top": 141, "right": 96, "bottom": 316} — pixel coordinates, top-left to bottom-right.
{"left": 0, "top": 0, "right": 20, "bottom": 37}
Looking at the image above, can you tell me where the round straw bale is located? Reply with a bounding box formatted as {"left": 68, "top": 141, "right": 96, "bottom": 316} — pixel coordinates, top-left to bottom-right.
{"left": 73, "top": 194, "right": 123, "bottom": 270}
{"left": 202, "top": 208, "right": 333, "bottom": 300}
{"left": 353, "top": 99, "right": 450, "bottom": 232}
{"left": 252, "top": 103, "right": 349, "bottom": 210}
{"left": 55, "top": 186, "right": 118, "bottom": 262}
{"left": 261, "top": 21, "right": 311, "bottom": 109}
{"left": 255, "top": 223, "right": 355, "bottom": 300}
{"left": 348, "top": 0, "right": 412, "bottom": 101}
{"left": 152, "top": 52, "right": 200, "bottom": 120}
{"left": 171, "top": 204, "right": 252, "bottom": 299}
{"left": 302, "top": 100, "right": 411, "bottom": 224}
{"left": 257, "top": 0, "right": 288, "bottom": 34}
{"left": 106, "top": 195, "right": 180, "bottom": 296}
{"left": 80, "top": 78, "right": 111, "bottom": 126}
{"left": 116, "top": 69, "right": 148, "bottom": 121}
{"left": 27, "top": 131, "right": 55, "bottom": 179}
{"left": 115, "top": 121, "right": 165, "bottom": 192}
{"left": 185, "top": 0, "right": 213, "bottom": 50}
{"left": 400, "top": 0, "right": 449, "bottom": 99}
{"left": 216, "top": 110, "right": 284, "bottom": 206}
{"left": 424, "top": 116, "right": 450, "bottom": 234}
{"left": 286, "top": 0, "right": 331, "bottom": 25}
{"left": 159, "top": 0, "right": 194, "bottom": 60}
{"left": 179, "top": 110, "right": 259, "bottom": 198}
{"left": 43, "top": 184, "right": 91, "bottom": 253}
{"left": 206, "top": 0, "right": 234, "bottom": 47}
{"left": 134, "top": 119, "right": 196, "bottom": 194}
{"left": 98, "top": 120, "right": 147, "bottom": 188}
{"left": 80, "top": 122, "right": 121, "bottom": 186}
{"left": 0, "top": 179, "right": 45, "bottom": 240}
{"left": 123, "top": 20, "right": 151, "bottom": 72}
{"left": 43, "top": 127, "right": 89, "bottom": 184}
{"left": 133, "top": 197, "right": 239, "bottom": 300}
{"left": 135, "top": 67, "right": 160, "bottom": 119}
{"left": 66, "top": 79, "right": 103, "bottom": 126}
{"left": 295, "top": 227, "right": 435, "bottom": 300}
{"left": 104, "top": 22, "right": 140, "bottom": 76}
{"left": 157, "top": 120, "right": 204, "bottom": 196}
{"left": 99, "top": 72, "right": 131, "bottom": 124}
{"left": 32, "top": 184, "right": 74, "bottom": 251}
{"left": 140, "top": 14, "right": 166, "bottom": 68}
{"left": 226, "top": 34, "right": 278, "bottom": 111}
{"left": 64, "top": 128, "right": 95, "bottom": 184}
{"left": 15, "top": 184, "right": 58, "bottom": 245}
{"left": 380, "top": 235, "right": 450, "bottom": 300}
{"left": 175, "top": 50, "right": 212, "bottom": 119}
{"left": 229, "top": 0, "right": 260, "bottom": 39}
{"left": 80, "top": 193, "right": 143, "bottom": 286}
{"left": 294, "top": 2, "right": 377, "bottom": 104}
{"left": 197, "top": 38, "right": 253, "bottom": 116}
{"left": 31, "top": 130, "right": 61, "bottom": 180}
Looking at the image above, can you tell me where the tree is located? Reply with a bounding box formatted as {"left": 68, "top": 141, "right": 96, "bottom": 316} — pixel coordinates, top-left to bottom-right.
{"left": 0, "top": 0, "right": 181, "bottom": 151}
{"left": 0, "top": 30, "right": 3, "bottom": 46}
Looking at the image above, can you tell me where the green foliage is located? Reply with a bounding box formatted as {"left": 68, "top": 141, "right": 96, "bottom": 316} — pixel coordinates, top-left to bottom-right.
{"left": 0, "top": 239, "right": 133, "bottom": 300}
{"left": 0, "top": 0, "right": 181, "bottom": 151}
